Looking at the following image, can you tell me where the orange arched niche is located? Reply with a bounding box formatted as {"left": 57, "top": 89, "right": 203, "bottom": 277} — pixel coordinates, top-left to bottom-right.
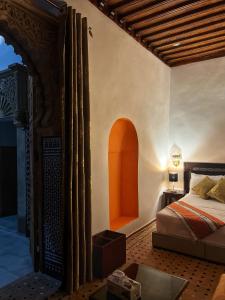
{"left": 108, "top": 118, "right": 139, "bottom": 231}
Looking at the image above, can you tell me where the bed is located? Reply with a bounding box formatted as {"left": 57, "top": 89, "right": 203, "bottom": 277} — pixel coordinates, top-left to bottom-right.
{"left": 152, "top": 162, "right": 225, "bottom": 264}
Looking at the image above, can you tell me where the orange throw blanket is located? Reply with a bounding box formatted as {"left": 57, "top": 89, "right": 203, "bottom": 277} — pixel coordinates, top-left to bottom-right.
{"left": 167, "top": 200, "right": 225, "bottom": 240}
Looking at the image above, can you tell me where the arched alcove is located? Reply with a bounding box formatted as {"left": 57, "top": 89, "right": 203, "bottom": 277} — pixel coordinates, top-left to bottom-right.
{"left": 109, "top": 118, "right": 139, "bottom": 230}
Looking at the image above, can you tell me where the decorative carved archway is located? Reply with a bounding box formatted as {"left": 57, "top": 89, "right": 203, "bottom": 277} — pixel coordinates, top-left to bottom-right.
{"left": 0, "top": 64, "right": 28, "bottom": 126}
{"left": 0, "top": 0, "right": 66, "bottom": 279}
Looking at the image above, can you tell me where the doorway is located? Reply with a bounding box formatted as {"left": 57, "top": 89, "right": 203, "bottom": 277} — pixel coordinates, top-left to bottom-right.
{"left": 0, "top": 0, "right": 67, "bottom": 289}
{"left": 0, "top": 37, "right": 33, "bottom": 287}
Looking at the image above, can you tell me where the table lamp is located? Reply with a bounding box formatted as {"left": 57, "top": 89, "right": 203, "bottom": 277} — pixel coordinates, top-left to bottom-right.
{"left": 169, "top": 172, "right": 178, "bottom": 191}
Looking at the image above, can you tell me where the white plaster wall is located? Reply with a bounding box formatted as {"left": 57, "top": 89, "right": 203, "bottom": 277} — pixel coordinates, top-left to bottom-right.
{"left": 66, "top": 0, "right": 171, "bottom": 235}
{"left": 170, "top": 57, "right": 225, "bottom": 188}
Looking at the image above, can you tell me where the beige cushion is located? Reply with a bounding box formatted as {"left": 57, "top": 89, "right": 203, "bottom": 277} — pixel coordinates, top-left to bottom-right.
{"left": 207, "top": 178, "right": 225, "bottom": 204}
{"left": 189, "top": 173, "right": 224, "bottom": 195}
{"left": 192, "top": 176, "right": 216, "bottom": 199}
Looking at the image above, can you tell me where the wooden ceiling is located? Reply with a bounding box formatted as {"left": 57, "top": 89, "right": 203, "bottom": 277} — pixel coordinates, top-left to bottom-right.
{"left": 89, "top": 0, "right": 225, "bottom": 67}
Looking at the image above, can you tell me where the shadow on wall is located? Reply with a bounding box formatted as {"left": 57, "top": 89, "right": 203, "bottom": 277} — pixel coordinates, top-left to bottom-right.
{"left": 171, "top": 120, "right": 225, "bottom": 192}
{"left": 140, "top": 155, "right": 168, "bottom": 214}
{"left": 108, "top": 118, "right": 139, "bottom": 231}
{"left": 185, "top": 119, "right": 225, "bottom": 162}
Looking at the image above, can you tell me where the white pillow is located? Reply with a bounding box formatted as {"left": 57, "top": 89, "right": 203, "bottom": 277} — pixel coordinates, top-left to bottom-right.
{"left": 189, "top": 173, "right": 224, "bottom": 194}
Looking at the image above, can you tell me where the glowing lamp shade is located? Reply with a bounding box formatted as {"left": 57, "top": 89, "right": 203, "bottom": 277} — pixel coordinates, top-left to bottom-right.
{"left": 170, "top": 144, "right": 182, "bottom": 167}
{"left": 169, "top": 172, "right": 178, "bottom": 182}
{"left": 169, "top": 172, "right": 178, "bottom": 191}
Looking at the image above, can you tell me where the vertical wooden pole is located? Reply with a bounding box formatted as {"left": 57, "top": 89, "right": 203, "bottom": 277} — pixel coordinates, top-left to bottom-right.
{"left": 82, "top": 16, "right": 92, "bottom": 282}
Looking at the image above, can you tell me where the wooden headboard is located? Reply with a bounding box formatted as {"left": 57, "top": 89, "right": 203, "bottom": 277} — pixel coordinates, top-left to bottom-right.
{"left": 184, "top": 162, "right": 225, "bottom": 194}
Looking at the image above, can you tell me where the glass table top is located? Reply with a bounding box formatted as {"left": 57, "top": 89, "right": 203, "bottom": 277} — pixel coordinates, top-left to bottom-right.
{"left": 90, "top": 263, "right": 188, "bottom": 300}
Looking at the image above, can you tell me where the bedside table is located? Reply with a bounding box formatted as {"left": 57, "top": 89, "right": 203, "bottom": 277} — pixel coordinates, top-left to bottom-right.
{"left": 163, "top": 190, "right": 186, "bottom": 206}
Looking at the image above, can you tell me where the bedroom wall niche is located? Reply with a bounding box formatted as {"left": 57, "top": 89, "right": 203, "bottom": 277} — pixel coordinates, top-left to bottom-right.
{"left": 108, "top": 118, "right": 139, "bottom": 231}
{"left": 66, "top": 0, "right": 170, "bottom": 236}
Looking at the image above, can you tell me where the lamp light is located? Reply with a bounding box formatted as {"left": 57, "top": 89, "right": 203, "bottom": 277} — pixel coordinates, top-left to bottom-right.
{"left": 169, "top": 172, "right": 178, "bottom": 191}
{"left": 171, "top": 154, "right": 181, "bottom": 167}
{"left": 170, "top": 144, "right": 182, "bottom": 168}
{"left": 169, "top": 144, "right": 182, "bottom": 191}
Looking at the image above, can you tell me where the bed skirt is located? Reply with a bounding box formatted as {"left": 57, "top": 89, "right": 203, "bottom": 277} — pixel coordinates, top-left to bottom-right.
{"left": 152, "top": 231, "right": 225, "bottom": 264}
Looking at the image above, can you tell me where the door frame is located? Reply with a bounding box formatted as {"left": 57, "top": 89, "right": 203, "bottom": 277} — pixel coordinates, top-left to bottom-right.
{"left": 0, "top": 0, "right": 66, "bottom": 278}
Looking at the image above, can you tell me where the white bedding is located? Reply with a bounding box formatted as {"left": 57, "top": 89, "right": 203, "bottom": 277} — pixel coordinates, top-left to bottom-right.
{"left": 156, "top": 194, "right": 225, "bottom": 247}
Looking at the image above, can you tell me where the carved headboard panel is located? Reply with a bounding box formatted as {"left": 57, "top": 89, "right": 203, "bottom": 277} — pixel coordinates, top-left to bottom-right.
{"left": 184, "top": 162, "right": 225, "bottom": 194}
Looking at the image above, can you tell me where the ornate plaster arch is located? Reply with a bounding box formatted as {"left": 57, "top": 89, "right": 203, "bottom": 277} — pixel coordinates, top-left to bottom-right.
{"left": 0, "top": 0, "right": 66, "bottom": 279}
{"left": 0, "top": 0, "right": 65, "bottom": 128}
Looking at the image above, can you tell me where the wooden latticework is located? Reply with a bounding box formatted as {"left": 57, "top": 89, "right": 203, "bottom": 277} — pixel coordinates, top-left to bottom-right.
{"left": 89, "top": 0, "right": 225, "bottom": 66}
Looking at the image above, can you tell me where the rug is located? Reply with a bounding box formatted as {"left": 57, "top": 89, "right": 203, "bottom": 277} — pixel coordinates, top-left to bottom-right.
{"left": 50, "top": 222, "right": 225, "bottom": 300}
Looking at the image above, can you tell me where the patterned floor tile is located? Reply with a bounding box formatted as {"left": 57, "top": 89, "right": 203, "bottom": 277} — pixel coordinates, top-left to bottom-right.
{"left": 0, "top": 272, "right": 61, "bottom": 300}
{"left": 51, "top": 222, "right": 225, "bottom": 300}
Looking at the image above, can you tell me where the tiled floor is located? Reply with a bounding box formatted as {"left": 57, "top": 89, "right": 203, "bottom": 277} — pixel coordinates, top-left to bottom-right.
{"left": 0, "top": 215, "right": 33, "bottom": 288}
{"left": 0, "top": 215, "right": 17, "bottom": 233}
{"left": 0, "top": 272, "right": 61, "bottom": 300}
{"left": 51, "top": 222, "right": 225, "bottom": 300}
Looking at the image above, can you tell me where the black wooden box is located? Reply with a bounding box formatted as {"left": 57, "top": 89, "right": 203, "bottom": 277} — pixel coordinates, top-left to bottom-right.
{"left": 93, "top": 230, "right": 126, "bottom": 278}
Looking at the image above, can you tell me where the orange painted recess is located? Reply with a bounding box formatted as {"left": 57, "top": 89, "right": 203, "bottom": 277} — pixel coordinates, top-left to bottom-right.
{"left": 108, "top": 118, "right": 139, "bottom": 231}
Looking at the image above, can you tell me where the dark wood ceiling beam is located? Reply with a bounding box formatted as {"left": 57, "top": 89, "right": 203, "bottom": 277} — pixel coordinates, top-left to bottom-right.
{"left": 88, "top": 0, "right": 166, "bottom": 65}
{"left": 160, "top": 35, "right": 225, "bottom": 55}
{"left": 140, "top": 8, "right": 225, "bottom": 40}
{"left": 163, "top": 41, "right": 225, "bottom": 60}
{"left": 89, "top": 0, "right": 110, "bottom": 14}
{"left": 112, "top": 0, "right": 157, "bottom": 14}
{"left": 107, "top": 0, "right": 125, "bottom": 8}
{"left": 127, "top": 0, "right": 223, "bottom": 29}
{"left": 156, "top": 29, "right": 225, "bottom": 52}
{"left": 119, "top": 0, "right": 189, "bottom": 20}
{"left": 89, "top": 0, "right": 225, "bottom": 66}
{"left": 168, "top": 48, "right": 225, "bottom": 66}
{"left": 150, "top": 22, "right": 225, "bottom": 48}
